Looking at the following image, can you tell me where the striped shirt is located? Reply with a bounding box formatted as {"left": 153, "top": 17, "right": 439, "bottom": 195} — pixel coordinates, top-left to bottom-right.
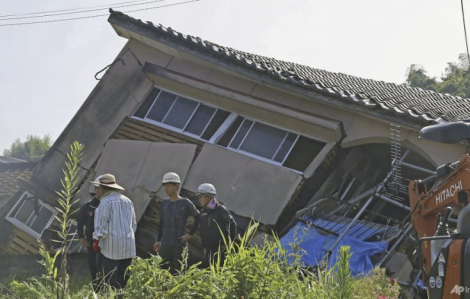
{"left": 93, "top": 191, "right": 137, "bottom": 260}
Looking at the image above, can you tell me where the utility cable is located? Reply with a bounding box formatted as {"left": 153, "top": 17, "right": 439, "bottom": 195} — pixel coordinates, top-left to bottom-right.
{"left": 0, "top": 0, "right": 165, "bottom": 21}
{"left": 0, "top": 0, "right": 199, "bottom": 27}
{"left": 0, "top": 0, "right": 145, "bottom": 18}
{"left": 461, "top": 0, "right": 470, "bottom": 68}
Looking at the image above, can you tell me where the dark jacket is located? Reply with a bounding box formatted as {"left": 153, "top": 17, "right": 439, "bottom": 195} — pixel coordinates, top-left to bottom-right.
{"left": 158, "top": 198, "right": 199, "bottom": 246}
{"left": 191, "top": 203, "right": 237, "bottom": 251}
{"left": 77, "top": 197, "right": 100, "bottom": 243}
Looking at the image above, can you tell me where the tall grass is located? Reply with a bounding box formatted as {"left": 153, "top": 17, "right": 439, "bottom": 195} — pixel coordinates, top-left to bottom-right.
{"left": 6, "top": 141, "right": 85, "bottom": 299}
{"left": 6, "top": 222, "right": 400, "bottom": 298}
{"left": 4, "top": 142, "right": 400, "bottom": 298}
{"left": 123, "top": 222, "right": 400, "bottom": 299}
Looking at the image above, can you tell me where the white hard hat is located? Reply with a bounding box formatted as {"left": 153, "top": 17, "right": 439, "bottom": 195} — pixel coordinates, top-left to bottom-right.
{"left": 162, "top": 172, "right": 181, "bottom": 184}
{"left": 197, "top": 183, "right": 217, "bottom": 195}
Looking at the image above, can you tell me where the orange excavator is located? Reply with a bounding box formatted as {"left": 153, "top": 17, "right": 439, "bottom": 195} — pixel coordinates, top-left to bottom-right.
{"left": 409, "top": 122, "right": 470, "bottom": 298}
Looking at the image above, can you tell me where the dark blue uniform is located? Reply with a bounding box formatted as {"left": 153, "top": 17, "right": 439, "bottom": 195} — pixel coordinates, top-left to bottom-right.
{"left": 191, "top": 203, "right": 237, "bottom": 267}
{"left": 77, "top": 197, "right": 100, "bottom": 291}
{"left": 157, "top": 198, "right": 199, "bottom": 272}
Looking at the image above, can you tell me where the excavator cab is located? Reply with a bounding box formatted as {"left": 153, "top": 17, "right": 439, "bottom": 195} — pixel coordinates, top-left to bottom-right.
{"left": 420, "top": 121, "right": 470, "bottom": 144}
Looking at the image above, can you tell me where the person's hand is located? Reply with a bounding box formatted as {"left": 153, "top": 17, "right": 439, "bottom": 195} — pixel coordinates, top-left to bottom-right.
{"left": 180, "top": 234, "right": 192, "bottom": 243}
{"left": 154, "top": 241, "right": 161, "bottom": 253}
{"left": 92, "top": 240, "right": 100, "bottom": 252}
{"left": 79, "top": 238, "right": 89, "bottom": 248}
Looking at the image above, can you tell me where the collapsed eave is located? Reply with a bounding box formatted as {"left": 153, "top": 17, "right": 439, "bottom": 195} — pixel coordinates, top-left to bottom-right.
{"left": 107, "top": 9, "right": 469, "bottom": 131}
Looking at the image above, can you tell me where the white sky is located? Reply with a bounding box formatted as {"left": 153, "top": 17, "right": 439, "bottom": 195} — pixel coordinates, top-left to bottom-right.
{"left": 0, "top": 0, "right": 466, "bottom": 153}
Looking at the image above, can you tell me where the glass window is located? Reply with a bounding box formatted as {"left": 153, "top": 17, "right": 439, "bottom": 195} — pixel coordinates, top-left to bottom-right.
{"left": 226, "top": 119, "right": 295, "bottom": 161}
{"left": 201, "top": 109, "right": 231, "bottom": 140}
{"left": 146, "top": 91, "right": 176, "bottom": 122}
{"left": 282, "top": 136, "right": 325, "bottom": 171}
{"left": 14, "top": 199, "right": 35, "bottom": 224}
{"left": 7, "top": 192, "right": 56, "bottom": 238}
{"left": 217, "top": 116, "right": 244, "bottom": 147}
{"left": 30, "top": 206, "right": 54, "bottom": 235}
{"left": 134, "top": 88, "right": 230, "bottom": 141}
{"left": 219, "top": 117, "right": 326, "bottom": 171}
{"left": 274, "top": 133, "right": 298, "bottom": 163}
{"left": 134, "top": 88, "right": 327, "bottom": 172}
{"left": 239, "top": 122, "right": 287, "bottom": 159}
{"left": 135, "top": 88, "right": 161, "bottom": 118}
{"left": 229, "top": 119, "right": 253, "bottom": 149}
{"left": 163, "top": 97, "right": 198, "bottom": 129}
{"left": 184, "top": 104, "right": 216, "bottom": 135}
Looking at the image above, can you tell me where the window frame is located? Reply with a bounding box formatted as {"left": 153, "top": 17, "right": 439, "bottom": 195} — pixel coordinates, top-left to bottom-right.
{"left": 225, "top": 118, "right": 300, "bottom": 165}
{"left": 133, "top": 86, "right": 328, "bottom": 173}
{"left": 132, "top": 87, "right": 230, "bottom": 142}
{"left": 6, "top": 191, "right": 57, "bottom": 239}
{"left": 215, "top": 114, "right": 327, "bottom": 172}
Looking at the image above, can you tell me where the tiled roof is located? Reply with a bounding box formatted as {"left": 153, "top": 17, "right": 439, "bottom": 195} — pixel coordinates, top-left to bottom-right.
{"left": 108, "top": 10, "right": 470, "bottom": 126}
{"left": 0, "top": 156, "right": 27, "bottom": 163}
{"left": 0, "top": 162, "right": 37, "bottom": 207}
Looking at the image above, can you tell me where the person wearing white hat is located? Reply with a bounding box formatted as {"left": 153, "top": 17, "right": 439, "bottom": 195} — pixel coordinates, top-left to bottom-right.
{"left": 154, "top": 172, "right": 199, "bottom": 274}
{"left": 91, "top": 174, "right": 136, "bottom": 290}
{"left": 184, "top": 183, "right": 238, "bottom": 268}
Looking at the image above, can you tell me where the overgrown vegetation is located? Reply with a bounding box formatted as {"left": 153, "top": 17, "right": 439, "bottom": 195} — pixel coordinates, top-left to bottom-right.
{"left": 5, "top": 141, "right": 85, "bottom": 299}
{"left": 4, "top": 224, "right": 400, "bottom": 298}
{"left": 2, "top": 141, "right": 400, "bottom": 298}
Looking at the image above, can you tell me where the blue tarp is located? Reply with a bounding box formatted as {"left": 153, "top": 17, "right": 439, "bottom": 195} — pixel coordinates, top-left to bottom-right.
{"left": 280, "top": 217, "right": 389, "bottom": 276}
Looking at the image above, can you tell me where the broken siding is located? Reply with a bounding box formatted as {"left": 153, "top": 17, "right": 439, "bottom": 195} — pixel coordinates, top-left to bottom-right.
{"left": 85, "top": 140, "right": 197, "bottom": 220}
{"left": 5, "top": 225, "right": 39, "bottom": 254}
{"left": 183, "top": 144, "right": 303, "bottom": 225}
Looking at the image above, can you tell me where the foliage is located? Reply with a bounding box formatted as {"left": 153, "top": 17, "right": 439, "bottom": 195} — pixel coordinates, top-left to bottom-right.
{"left": 5, "top": 219, "right": 400, "bottom": 298}
{"left": 405, "top": 64, "right": 437, "bottom": 91}
{"left": 7, "top": 141, "right": 85, "bottom": 299}
{"left": 3, "top": 134, "right": 52, "bottom": 162}
{"left": 123, "top": 223, "right": 400, "bottom": 299}
{"left": 5, "top": 166, "right": 400, "bottom": 298}
{"left": 352, "top": 267, "right": 401, "bottom": 298}
{"left": 406, "top": 53, "right": 470, "bottom": 98}
{"left": 54, "top": 141, "right": 84, "bottom": 298}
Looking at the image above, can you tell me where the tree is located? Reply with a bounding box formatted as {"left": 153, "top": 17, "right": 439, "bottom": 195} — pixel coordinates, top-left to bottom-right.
{"left": 405, "top": 64, "right": 437, "bottom": 91}
{"left": 406, "top": 54, "right": 470, "bottom": 98}
{"left": 3, "top": 134, "right": 52, "bottom": 162}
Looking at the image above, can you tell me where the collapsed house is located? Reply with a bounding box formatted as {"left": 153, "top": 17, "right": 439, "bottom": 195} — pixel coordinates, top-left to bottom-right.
{"left": 1, "top": 10, "right": 469, "bottom": 291}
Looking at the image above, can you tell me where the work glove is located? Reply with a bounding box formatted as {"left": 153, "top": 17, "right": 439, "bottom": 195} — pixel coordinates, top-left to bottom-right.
{"left": 93, "top": 240, "right": 100, "bottom": 252}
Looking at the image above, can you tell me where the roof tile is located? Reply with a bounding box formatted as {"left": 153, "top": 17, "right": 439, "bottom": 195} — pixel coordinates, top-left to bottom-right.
{"left": 109, "top": 10, "right": 470, "bottom": 124}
